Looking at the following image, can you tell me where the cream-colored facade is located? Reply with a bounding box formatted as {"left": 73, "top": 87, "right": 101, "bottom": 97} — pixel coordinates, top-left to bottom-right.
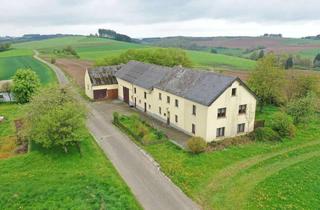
{"left": 117, "top": 78, "right": 256, "bottom": 142}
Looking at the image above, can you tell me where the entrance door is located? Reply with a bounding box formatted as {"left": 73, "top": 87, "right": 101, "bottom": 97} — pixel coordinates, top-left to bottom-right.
{"left": 123, "top": 87, "right": 129, "bottom": 104}
{"left": 144, "top": 102, "right": 147, "bottom": 112}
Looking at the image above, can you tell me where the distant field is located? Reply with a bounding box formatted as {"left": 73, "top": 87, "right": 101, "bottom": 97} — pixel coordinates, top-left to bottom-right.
{"left": 187, "top": 50, "right": 256, "bottom": 70}
{"left": 0, "top": 55, "right": 56, "bottom": 84}
{"left": 14, "top": 36, "right": 257, "bottom": 71}
{"left": 14, "top": 36, "right": 146, "bottom": 61}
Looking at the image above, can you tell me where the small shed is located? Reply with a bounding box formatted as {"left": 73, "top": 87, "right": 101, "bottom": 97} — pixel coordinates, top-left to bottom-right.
{"left": 85, "top": 65, "right": 122, "bottom": 100}
{"left": 0, "top": 80, "right": 14, "bottom": 102}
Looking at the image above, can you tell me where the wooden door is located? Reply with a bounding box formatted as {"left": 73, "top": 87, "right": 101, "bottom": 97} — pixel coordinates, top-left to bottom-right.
{"left": 123, "top": 87, "right": 129, "bottom": 104}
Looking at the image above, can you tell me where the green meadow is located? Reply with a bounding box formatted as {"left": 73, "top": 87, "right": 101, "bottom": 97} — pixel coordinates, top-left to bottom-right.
{"left": 118, "top": 106, "right": 320, "bottom": 209}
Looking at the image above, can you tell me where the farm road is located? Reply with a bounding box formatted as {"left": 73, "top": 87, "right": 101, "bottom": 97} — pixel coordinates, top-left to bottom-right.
{"left": 34, "top": 51, "right": 199, "bottom": 210}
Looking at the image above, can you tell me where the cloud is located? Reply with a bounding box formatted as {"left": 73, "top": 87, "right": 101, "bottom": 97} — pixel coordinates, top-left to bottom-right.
{"left": 0, "top": 0, "right": 319, "bottom": 37}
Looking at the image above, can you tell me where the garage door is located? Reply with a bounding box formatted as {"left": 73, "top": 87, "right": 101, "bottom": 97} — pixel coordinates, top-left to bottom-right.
{"left": 94, "top": 89, "right": 107, "bottom": 100}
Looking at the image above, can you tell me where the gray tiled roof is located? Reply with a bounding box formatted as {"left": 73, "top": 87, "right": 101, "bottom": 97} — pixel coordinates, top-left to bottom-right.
{"left": 88, "top": 65, "right": 123, "bottom": 86}
{"left": 115, "top": 61, "right": 238, "bottom": 106}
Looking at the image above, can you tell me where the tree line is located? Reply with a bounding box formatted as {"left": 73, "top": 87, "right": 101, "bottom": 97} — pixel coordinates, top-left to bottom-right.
{"left": 98, "top": 29, "right": 132, "bottom": 43}
{"left": 0, "top": 43, "right": 11, "bottom": 52}
{"left": 96, "top": 48, "right": 193, "bottom": 68}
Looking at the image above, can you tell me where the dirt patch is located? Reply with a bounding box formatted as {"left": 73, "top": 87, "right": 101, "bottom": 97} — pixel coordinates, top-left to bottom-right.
{"left": 50, "top": 58, "right": 93, "bottom": 87}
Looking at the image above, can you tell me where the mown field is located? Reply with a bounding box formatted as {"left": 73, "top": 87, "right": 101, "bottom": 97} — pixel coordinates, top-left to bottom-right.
{"left": 118, "top": 106, "right": 320, "bottom": 209}
{"left": 0, "top": 103, "right": 141, "bottom": 209}
{"left": 14, "top": 36, "right": 257, "bottom": 71}
{"left": 0, "top": 49, "right": 56, "bottom": 84}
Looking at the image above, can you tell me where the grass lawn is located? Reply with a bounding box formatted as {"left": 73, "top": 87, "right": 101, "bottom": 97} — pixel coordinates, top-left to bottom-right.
{"left": 117, "top": 106, "right": 320, "bottom": 209}
{"left": 0, "top": 103, "right": 141, "bottom": 209}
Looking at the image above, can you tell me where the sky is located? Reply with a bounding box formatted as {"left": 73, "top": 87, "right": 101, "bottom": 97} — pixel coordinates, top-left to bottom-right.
{"left": 0, "top": 0, "right": 320, "bottom": 38}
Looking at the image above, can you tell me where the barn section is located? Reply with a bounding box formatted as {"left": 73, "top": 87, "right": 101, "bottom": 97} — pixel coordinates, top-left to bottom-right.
{"left": 85, "top": 65, "right": 123, "bottom": 100}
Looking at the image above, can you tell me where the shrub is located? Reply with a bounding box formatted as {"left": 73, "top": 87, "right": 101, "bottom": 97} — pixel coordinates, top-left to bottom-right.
{"left": 269, "top": 112, "right": 296, "bottom": 138}
{"left": 254, "top": 127, "right": 281, "bottom": 141}
{"left": 187, "top": 137, "right": 207, "bottom": 154}
{"left": 142, "top": 133, "right": 158, "bottom": 145}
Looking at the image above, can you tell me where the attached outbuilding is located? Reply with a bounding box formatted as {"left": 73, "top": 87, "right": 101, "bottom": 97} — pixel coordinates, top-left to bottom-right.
{"left": 85, "top": 65, "right": 123, "bottom": 100}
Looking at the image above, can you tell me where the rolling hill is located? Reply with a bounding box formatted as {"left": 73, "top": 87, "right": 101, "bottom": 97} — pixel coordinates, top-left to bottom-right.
{"left": 14, "top": 36, "right": 256, "bottom": 71}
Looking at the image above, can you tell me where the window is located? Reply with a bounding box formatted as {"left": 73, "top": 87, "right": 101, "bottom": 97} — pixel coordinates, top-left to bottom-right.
{"left": 192, "top": 124, "right": 195, "bottom": 134}
{"left": 192, "top": 105, "right": 196, "bottom": 116}
{"left": 217, "top": 108, "right": 226, "bottom": 118}
{"left": 159, "top": 107, "right": 162, "bottom": 114}
{"left": 239, "top": 104, "right": 247, "bottom": 114}
{"left": 144, "top": 92, "right": 147, "bottom": 99}
{"left": 167, "top": 96, "right": 170, "bottom": 104}
{"left": 216, "top": 127, "right": 225, "bottom": 137}
{"left": 232, "top": 88, "right": 237, "bottom": 96}
{"left": 237, "top": 123, "right": 245, "bottom": 133}
{"left": 175, "top": 115, "right": 178, "bottom": 123}
{"left": 159, "top": 92, "right": 162, "bottom": 100}
{"left": 134, "top": 87, "right": 136, "bottom": 94}
{"left": 175, "top": 99, "right": 179, "bottom": 107}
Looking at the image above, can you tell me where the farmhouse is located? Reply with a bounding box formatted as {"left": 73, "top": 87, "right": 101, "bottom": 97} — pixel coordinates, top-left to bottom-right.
{"left": 0, "top": 80, "right": 14, "bottom": 102}
{"left": 85, "top": 61, "right": 257, "bottom": 142}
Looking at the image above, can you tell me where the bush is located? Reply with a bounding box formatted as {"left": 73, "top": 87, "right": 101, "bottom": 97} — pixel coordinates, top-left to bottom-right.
{"left": 113, "top": 112, "right": 119, "bottom": 124}
{"left": 50, "top": 57, "right": 56, "bottom": 64}
{"left": 254, "top": 127, "right": 281, "bottom": 141}
{"left": 269, "top": 112, "right": 296, "bottom": 138}
{"left": 187, "top": 137, "right": 207, "bottom": 154}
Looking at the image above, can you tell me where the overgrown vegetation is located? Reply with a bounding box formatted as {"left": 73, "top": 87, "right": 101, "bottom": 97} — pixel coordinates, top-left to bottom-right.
{"left": 113, "top": 112, "right": 167, "bottom": 145}
{"left": 96, "top": 48, "right": 193, "bottom": 68}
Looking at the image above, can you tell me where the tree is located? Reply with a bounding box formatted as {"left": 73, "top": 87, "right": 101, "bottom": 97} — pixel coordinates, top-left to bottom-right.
{"left": 285, "top": 57, "right": 294, "bottom": 69}
{"left": 24, "top": 86, "right": 86, "bottom": 153}
{"left": 248, "top": 53, "right": 286, "bottom": 111}
{"left": 2, "top": 81, "right": 12, "bottom": 101}
{"left": 12, "top": 69, "right": 40, "bottom": 103}
{"left": 313, "top": 53, "right": 320, "bottom": 67}
{"left": 286, "top": 93, "right": 317, "bottom": 124}
{"left": 257, "top": 50, "right": 264, "bottom": 60}
{"left": 210, "top": 48, "right": 218, "bottom": 54}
